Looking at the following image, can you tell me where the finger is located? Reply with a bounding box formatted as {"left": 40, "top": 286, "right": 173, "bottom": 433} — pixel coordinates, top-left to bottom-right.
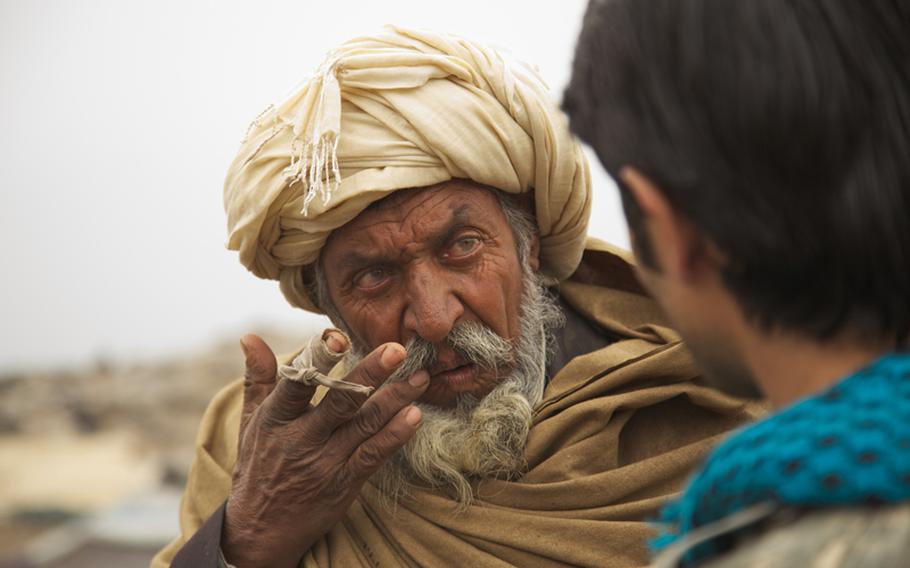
{"left": 282, "top": 329, "right": 350, "bottom": 378}
{"left": 314, "top": 329, "right": 350, "bottom": 373}
{"left": 335, "top": 370, "right": 429, "bottom": 451}
{"left": 261, "top": 372, "right": 319, "bottom": 424}
{"left": 240, "top": 334, "right": 278, "bottom": 433}
{"left": 311, "top": 343, "right": 406, "bottom": 436}
{"left": 347, "top": 405, "right": 423, "bottom": 481}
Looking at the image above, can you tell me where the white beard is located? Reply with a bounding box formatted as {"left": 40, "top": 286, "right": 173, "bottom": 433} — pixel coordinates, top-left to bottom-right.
{"left": 368, "top": 265, "right": 564, "bottom": 509}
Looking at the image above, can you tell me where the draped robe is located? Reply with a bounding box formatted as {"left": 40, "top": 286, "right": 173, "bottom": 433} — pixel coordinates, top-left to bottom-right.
{"left": 153, "top": 240, "right": 758, "bottom": 567}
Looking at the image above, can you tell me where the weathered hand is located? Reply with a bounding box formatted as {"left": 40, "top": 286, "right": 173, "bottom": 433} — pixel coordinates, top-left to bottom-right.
{"left": 221, "top": 331, "right": 428, "bottom": 568}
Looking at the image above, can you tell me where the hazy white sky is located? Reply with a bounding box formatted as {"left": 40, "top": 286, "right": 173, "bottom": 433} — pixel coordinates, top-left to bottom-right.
{"left": 0, "top": 0, "right": 628, "bottom": 371}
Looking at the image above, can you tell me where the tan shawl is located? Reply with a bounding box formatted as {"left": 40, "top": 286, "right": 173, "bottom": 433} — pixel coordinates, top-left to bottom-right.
{"left": 152, "top": 240, "right": 758, "bottom": 567}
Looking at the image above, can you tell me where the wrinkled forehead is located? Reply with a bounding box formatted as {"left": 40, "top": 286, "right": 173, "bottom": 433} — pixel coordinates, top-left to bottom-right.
{"left": 324, "top": 180, "right": 513, "bottom": 251}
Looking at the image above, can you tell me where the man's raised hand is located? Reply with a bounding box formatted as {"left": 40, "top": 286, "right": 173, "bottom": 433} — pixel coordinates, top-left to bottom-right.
{"left": 222, "top": 332, "right": 428, "bottom": 568}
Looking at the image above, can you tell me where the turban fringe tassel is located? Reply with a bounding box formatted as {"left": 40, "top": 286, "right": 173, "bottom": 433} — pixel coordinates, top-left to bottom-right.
{"left": 287, "top": 133, "right": 341, "bottom": 217}
{"left": 284, "top": 57, "right": 343, "bottom": 216}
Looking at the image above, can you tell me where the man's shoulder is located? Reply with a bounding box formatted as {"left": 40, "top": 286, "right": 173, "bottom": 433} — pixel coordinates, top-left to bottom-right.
{"left": 572, "top": 237, "right": 646, "bottom": 297}
{"left": 704, "top": 502, "right": 910, "bottom": 568}
{"left": 193, "top": 378, "right": 243, "bottom": 467}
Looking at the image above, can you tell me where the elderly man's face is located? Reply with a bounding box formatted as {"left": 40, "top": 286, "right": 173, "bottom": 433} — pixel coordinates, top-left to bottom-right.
{"left": 321, "top": 180, "right": 535, "bottom": 408}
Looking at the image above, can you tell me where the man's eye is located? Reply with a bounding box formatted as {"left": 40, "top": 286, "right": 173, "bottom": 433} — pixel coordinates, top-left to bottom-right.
{"left": 355, "top": 267, "right": 389, "bottom": 289}
{"left": 449, "top": 236, "right": 481, "bottom": 257}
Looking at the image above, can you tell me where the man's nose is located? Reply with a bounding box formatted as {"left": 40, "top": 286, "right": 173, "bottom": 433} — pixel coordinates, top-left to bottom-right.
{"left": 402, "top": 264, "right": 464, "bottom": 344}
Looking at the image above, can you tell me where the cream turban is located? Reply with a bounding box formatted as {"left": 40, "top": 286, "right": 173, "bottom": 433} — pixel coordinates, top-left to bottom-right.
{"left": 224, "top": 26, "right": 592, "bottom": 313}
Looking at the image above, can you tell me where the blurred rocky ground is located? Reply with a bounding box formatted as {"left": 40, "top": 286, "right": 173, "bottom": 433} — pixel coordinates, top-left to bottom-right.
{"left": 0, "top": 327, "right": 313, "bottom": 568}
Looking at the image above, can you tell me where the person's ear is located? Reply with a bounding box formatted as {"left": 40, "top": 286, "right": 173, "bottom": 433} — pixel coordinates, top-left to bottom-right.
{"left": 619, "top": 167, "right": 710, "bottom": 283}
{"left": 528, "top": 231, "right": 541, "bottom": 272}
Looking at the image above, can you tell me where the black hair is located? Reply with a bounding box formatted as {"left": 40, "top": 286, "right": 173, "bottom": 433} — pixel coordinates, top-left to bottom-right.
{"left": 564, "top": 0, "right": 910, "bottom": 344}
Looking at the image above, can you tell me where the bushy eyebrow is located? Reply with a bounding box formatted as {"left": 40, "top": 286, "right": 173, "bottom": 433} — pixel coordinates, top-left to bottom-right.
{"left": 336, "top": 205, "right": 478, "bottom": 275}
{"left": 336, "top": 251, "right": 393, "bottom": 273}
{"left": 436, "top": 206, "right": 473, "bottom": 246}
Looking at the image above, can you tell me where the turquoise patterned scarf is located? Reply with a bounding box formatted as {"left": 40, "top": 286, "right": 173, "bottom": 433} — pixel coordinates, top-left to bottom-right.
{"left": 652, "top": 352, "right": 910, "bottom": 565}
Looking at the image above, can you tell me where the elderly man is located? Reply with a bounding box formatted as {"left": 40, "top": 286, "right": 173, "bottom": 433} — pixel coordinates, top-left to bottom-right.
{"left": 564, "top": 0, "right": 910, "bottom": 566}
{"left": 153, "top": 27, "right": 753, "bottom": 568}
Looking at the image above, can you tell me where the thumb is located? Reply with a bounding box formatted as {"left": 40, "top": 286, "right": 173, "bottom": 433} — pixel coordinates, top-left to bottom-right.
{"left": 239, "top": 334, "right": 278, "bottom": 434}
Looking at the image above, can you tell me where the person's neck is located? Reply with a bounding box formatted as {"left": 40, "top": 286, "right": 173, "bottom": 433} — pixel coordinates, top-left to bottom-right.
{"left": 740, "top": 328, "right": 894, "bottom": 408}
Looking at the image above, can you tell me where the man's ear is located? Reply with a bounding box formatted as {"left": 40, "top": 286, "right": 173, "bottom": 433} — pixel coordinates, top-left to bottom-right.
{"left": 619, "top": 167, "right": 708, "bottom": 282}
{"left": 528, "top": 231, "right": 541, "bottom": 272}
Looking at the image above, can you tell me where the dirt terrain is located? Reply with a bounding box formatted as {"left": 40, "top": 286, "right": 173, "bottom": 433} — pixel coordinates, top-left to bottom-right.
{"left": 0, "top": 327, "right": 315, "bottom": 567}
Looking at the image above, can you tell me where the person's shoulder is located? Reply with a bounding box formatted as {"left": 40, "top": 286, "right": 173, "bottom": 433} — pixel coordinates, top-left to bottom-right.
{"left": 571, "top": 237, "right": 645, "bottom": 296}
{"left": 205, "top": 377, "right": 244, "bottom": 424}
{"left": 703, "top": 502, "right": 910, "bottom": 568}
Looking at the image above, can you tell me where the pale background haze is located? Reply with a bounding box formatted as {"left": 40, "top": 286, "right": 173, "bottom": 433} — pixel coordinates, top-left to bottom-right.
{"left": 0, "top": 0, "right": 628, "bottom": 372}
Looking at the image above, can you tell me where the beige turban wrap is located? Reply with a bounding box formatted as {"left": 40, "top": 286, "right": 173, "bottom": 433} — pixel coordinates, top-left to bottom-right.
{"left": 224, "top": 26, "right": 592, "bottom": 313}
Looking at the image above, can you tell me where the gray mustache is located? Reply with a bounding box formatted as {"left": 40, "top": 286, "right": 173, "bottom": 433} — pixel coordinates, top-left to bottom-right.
{"left": 388, "top": 321, "right": 514, "bottom": 382}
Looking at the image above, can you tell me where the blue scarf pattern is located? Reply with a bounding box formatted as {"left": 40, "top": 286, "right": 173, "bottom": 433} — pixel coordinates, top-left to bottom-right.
{"left": 651, "top": 352, "right": 910, "bottom": 565}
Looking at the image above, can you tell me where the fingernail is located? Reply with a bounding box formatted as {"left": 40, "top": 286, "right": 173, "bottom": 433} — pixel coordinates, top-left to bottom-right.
{"left": 380, "top": 344, "right": 405, "bottom": 370}
{"left": 324, "top": 331, "right": 346, "bottom": 354}
{"left": 408, "top": 370, "right": 429, "bottom": 387}
{"left": 405, "top": 406, "right": 422, "bottom": 426}
{"left": 239, "top": 337, "right": 251, "bottom": 359}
